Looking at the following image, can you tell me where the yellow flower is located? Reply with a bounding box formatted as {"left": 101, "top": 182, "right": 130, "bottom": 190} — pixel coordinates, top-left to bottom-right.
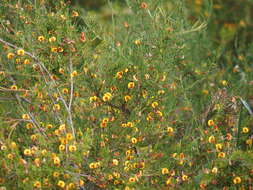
{"left": 59, "top": 124, "right": 66, "bottom": 132}
{"left": 215, "top": 144, "right": 222, "bottom": 151}
{"left": 128, "top": 82, "right": 135, "bottom": 89}
{"left": 37, "top": 36, "right": 45, "bottom": 42}
{"left": 151, "top": 101, "right": 158, "bottom": 108}
{"left": 53, "top": 156, "right": 61, "bottom": 165}
{"left": 49, "top": 36, "right": 56, "bottom": 43}
{"left": 69, "top": 145, "right": 77, "bottom": 152}
{"left": 182, "top": 174, "right": 188, "bottom": 181}
{"left": 207, "top": 119, "right": 214, "bottom": 126}
{"left": 233, "top": 176, "right": 241, "bottom": 184}
{"left": 167, "top": 127, "right": 174, "bottom": 133}
{"left": 208, "top": 135, "right": 215, "bottom": 143}
{"left": 131, "top": 137, "right": 137, "bottom": 144}
{"left": 62, "top": 88, "right": 69, "bottom": 94}
{"left": 124, "top": 95, "right": 132, "bottom": 102}
{"left": 246, "top": 139, "right": 252, "bottom": 146}
{"left": 10, "top": 85, "right": 18, "bottom": 90}
{"left": 22, "top": 114, "right": 30, "bottom": 120}
{"left": 161, "top": 168, "right": 169, "bottom": 175}
{"left": 89, "top": 162, "right": 96, "bottom": 169}
{"left": 112, "top": 159, "right": 119, "bottom": 166}
{"left": 53, "top": 104, "right": 61, "bottom": 111}
{"left": 51, "top": 47, "right": 58, "bottom": 52}
{"left": 70, "top": 70, "right": 78, "bottom": 77}
{"left": 58, "top": 47, "right": 64, "bottom": 52}
{"left": 24, "top": 149, "right": 32, "bottom": 156}
{"left": 59, "top": 144, "right": 65, "bottom": 152}
{"left": 72, "top": 11, "right": 79, "bottom": 17}
{"left": 34, "top": 158, "right": 40, "bottom": 167}
{"left": 102, "top": 92, "right": 112, "bottom": 102}
{"left": 57, "top": 180, "right": 65, "bottom": 188}
{"left": 242, "top": 127, "right": 249, "bottom": 133}
{"left": 10, "top": 142, "right": 17, "bottom": 149}
{"left": 166, "top": 177, "right": 172, "bottom": 185}
{"left": 79, "top": 179, "right": 85, "bottom": 186}
{"left": 127, "top": 122, "right": 133, "bottom": 128}
{"left": 218, "top": 152, "right": 226, "bottom": 158}
{"left": 221, "top": 80, "right": 228, "bottom": 86}
{"left": 7, "top": 52, "right": 15, "bottom": 59}
{"left": 90, "top": 96, "right": 98, "bottom": 102}
{"left": 211, "top": 167, "right": 218, "bottom": 174}
{"left": 202, "top": 89, "right": 209, "bottom": 95}
{"left": 134, "top": 40, "right": 141, "bottom": 45}
{"left": 156, "top": 110, "right": 163, "bottom": 117}
{"left": 17, "top": 49, "right": 25, "bottom": 56}
{"left": 59, "top": 68, "right": 65, "bottom": 74}
{"left": 116, "top": 71, "right": 123, "bottom": 79}
{"left": 30, "top": 134, "right": 37, "bottom": 141}
{"left": 33, "top": 181, "right": 41, "bottom": 188}
{"left": 23, "top": 59, "right": 30, "bottom": 65}
{"left": 53, "top": 172, "right": 60, "bottom": 178}
{"left": 66, "top": 133, "right": 73, "bottom": 140}
{"left": 129, "top": 177, "right": 136, "bottom": 183}
{"left": 7, "top": 153, "right": 14, "bottom": 160}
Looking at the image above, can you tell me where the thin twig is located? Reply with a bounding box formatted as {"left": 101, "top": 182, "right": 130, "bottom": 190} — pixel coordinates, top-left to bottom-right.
{"left": 68, "top": 58, "right": 75, "bottom": 139}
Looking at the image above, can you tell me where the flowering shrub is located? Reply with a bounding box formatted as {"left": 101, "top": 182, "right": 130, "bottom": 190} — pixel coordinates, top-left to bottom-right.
{"left": 0, "top": 0, "right": 253, "bottom": 190}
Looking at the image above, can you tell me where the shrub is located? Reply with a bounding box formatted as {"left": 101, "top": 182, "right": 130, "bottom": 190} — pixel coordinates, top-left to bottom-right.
{"left": 0, "top": 0, "right": 252, "bottom": 190}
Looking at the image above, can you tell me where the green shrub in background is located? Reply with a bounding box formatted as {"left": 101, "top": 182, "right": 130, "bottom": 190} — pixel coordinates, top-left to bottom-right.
{"left": 0, "top": 0, "right": 252, "bottom": 190}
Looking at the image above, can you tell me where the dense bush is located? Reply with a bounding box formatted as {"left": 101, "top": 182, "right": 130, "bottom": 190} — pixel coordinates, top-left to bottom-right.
{"left": 0, "top": 0, "right": 252, "bottom": 190}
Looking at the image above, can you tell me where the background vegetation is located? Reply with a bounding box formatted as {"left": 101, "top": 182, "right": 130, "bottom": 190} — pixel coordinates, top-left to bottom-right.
{"left": 0, "top": 0, "right": 253, "bottom": 189}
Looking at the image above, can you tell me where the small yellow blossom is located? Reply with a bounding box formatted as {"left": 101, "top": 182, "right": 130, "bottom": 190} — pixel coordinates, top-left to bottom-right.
{"left": 233, "top": 176, "right": 241, "bottom": 184}
{"left": 208, "top": 135, "right": 216, "bottom": 143}
{"left": 167, "top": 127, "right": 174, "bottom": 133}
{"left": 22, "top": 114, "right": 30, "bottom": 120}
{"left": 23, "top": 59, "right": 30, "bottom": 65}
{"left": 218, "top": 152, "right": 225, "bottom": 158}
{"left": 161, "top": 168, "right": 169, "bottom": 175}
{"left": 24, "top": 149, "right": 32, "bottom": 156}
{"left": 37, "top": 36, "right": 45, "bottom": 42}
{"left": 215, "top": 144, "right": 222, "bottom": 151}
{"left": 182, "top": 174, "right": 188, "bottom": 181}
{"left": 134, "top": 40, "right": 141, "bottom": 45}
{"left": 53, "top": 156, "right": 61, "bottom": 165}
{"left": 211, "top": 167, "right": 218, "bottom": 174}
{"left": 33, "top": 181, "right": 41, "bottom": 188}
{"left": 57, "top": 180, "right": 65, "bottom": 188}
{"left": 49, "top": 36, "right": 56, "bottom": 43}
{"left": 69, "top": 145, "right": 77, "bottom": 152}
{"left": 128, "top": 82, "right": 135, "bottom": 89}
{"left": 129, "top": 177, "right": 136, "bottom": 183}
{"left": 70, "top": 70, "right": 78, "bottom": 77}
{"left": 10, "top": 85, "right": 18, "bottom": 90}
{"left": 151, "top": 101, "right": 158, "bottom": 108}
{"left": 103, "top": 92, "right": 112, "bottom": 102}
{"left": 59, "top": 144, "right": 65, "bottom": 152}
{"left": 53, "top": 104, "right": 61, "bottom": 111}
{"left": 17, "top": 49, "right": 25, "bottom": 56}
{"left": 207, "top": 119, "right": 214, "bottom": 126}
{"left": 72, "top": 11, "right": 79, "bottom": 17}
{"left": 124, "top": 95, "right": 131, "bottom": 102}
{"left": 242, "top": 127, "right": 249, "bottom": 133}
{"left": 7, "top": 52, "right": 15, "bottom": 59}
{"left": 131, "top": 137, "right": 138, "bottom": 144}
{"left": 53, "top": 172, "right": 60, "bottom": 178}
{"left": 112, "top": 159, "right": 119, "bottom": 166}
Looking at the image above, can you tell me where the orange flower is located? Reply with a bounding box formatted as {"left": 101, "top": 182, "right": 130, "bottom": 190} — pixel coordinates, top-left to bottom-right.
{"left": 33, "top": 181, "right": 41, "bottom": 188}
{"left": 140, "top": 2, "right": 148, "bottom": 9}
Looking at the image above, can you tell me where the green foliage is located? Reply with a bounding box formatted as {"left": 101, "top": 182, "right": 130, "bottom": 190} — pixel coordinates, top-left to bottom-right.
{"left": 0, "top": 0, "right": 253, "bottom": 190}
